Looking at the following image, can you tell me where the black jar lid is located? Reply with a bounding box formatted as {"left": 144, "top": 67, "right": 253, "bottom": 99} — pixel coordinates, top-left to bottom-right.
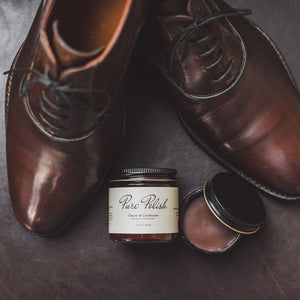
{"left": 203, "top": 172, "right": 265, "bottom": 234}
{"left": 110, "top": 168, "right": 177, "bottom": 180}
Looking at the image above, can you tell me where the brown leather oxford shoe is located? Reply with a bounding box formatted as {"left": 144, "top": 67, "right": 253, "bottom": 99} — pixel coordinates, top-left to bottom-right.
{"left": 5, "top": 0, "right": 150, "bottom": 235}
{"left": 143, "top": 0, "right": 300, "bottom": 200}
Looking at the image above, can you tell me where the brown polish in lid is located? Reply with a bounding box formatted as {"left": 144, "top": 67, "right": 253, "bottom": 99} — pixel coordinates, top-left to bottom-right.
{"left": 180, "top": 173, "right": 265, "bottom": 254}
{"left": 181, "top": 188, "right": 240, "bottom": 254}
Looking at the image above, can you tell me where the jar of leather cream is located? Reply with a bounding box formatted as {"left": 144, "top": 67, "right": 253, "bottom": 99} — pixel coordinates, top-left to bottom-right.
{"left": 109, "top": 168, "right": 179, "bottom": 243}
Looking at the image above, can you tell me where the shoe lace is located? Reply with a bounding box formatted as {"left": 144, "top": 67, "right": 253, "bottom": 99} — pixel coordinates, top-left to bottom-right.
{"left": 160, "top": 8, "right": 251, "bottom": 84}
{"left": 4, "top": 68, "right": 111, "bottom": 132}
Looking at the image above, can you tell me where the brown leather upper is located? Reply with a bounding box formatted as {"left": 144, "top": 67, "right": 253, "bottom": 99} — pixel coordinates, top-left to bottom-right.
{"left": 5, "top": 0, "right": 150, "bottom": 235}
{"left": 145, "top": 0, "right": 300, "bottom": 199}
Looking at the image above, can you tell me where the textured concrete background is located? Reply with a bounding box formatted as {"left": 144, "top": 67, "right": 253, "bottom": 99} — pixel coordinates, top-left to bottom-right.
{"left": 0, "top": 0, "right": 300, "bottom": 299}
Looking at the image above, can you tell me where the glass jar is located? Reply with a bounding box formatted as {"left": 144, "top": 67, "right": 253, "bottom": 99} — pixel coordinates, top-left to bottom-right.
{"left": 109, "top": 168, "right": 179, "bottom": 243}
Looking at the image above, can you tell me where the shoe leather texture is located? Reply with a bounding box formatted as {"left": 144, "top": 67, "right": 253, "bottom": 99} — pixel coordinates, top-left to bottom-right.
{"left": 144, "top": 0, "right": 300, "bottom": 200}
{"left": 5, "top": 0, "right": 150, "bottom": 235}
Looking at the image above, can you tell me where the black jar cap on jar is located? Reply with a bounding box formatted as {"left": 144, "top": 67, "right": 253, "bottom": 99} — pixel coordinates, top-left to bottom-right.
{"left": 204, "top": 172, "right": 266, "bottom": 234}
{"left": 110, "top": 168, "right": 177, "bottom": 180}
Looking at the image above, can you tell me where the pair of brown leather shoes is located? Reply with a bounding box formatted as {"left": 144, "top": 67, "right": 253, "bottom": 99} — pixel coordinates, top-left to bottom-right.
{"left": 5, "top": 0, "right": 300, "bottom": 236}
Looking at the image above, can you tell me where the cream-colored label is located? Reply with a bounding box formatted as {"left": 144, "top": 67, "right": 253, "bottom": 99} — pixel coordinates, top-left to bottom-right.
{"left": 109, "top": 187, "right": 179, "bottom": 234}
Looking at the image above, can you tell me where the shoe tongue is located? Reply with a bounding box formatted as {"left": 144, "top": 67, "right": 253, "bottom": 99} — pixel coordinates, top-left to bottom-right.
{"left": 51, "top": 20, "right": 105, "bottom": 68}
{"left": 186, "top": 0, "right": 221, "bottom": 17}
{"left": 159, "top": 0, "right": 189, "bottom": 16}
{"left": 187, "top": 0, "right": 205, "bottom": 17}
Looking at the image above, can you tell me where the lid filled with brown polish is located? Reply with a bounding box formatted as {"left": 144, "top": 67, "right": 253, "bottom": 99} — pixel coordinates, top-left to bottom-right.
{"left": 180, "top": 172, "right": 265, "bottom": 254}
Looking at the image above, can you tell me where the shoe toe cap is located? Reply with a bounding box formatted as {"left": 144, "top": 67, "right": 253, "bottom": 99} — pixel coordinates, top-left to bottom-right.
{"left": 8, "top": 161, "right": 98, "bottom": 236}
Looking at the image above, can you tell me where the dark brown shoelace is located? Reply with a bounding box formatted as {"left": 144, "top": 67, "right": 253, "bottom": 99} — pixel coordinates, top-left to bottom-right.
{"left": 160, "top": 8, "right": 251, "bottom": 84}
{"left": 4, "top": 68, "right": 111, "bottom": 132}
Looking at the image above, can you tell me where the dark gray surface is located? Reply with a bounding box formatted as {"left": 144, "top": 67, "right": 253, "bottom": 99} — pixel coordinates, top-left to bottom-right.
{"left": 1, "top": 0, "right": 300, "bottom": 299}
